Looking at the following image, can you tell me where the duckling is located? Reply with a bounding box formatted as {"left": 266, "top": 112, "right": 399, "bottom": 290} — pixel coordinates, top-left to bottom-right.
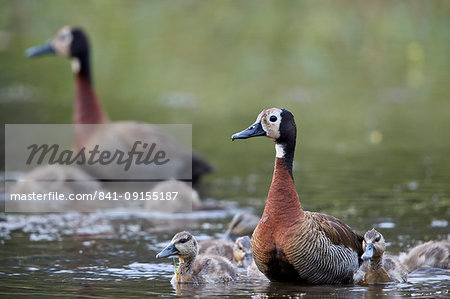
{"left": 197, "top": 213, "right": 258, "bottom": 261}
{"left": 224, "top": 212, "right": 260, "bottom": 241}
{"left": 232, "top": 236, "right": 269, "bottom": 281}
{"left": 143, "top": 180, "right": 202, "bottom": 213}
{"left": 198, "top": 238, "right": 234, "bottom": 261}
{"left": 400, "top": 240, "right": 449, "bottom": 273}
{"left": 26, "top": 26, "right": 212, "bottom": 186}
{"left": 8, "top": 165, "right": 102, "bottom": 212}
{"left": 232, "top": 108, "right": 364, "bottom": 284}
{"left": 247, "top": 259, "right": 270, "bottom": 281}
{"left": 233, "top": 236, "right": 253, "bottom": 267}
{"left": 354, "top": 229, "right": 408, "bottom": 283}
{"left": 156, "top": 231, "right": 237, "bottom": 284}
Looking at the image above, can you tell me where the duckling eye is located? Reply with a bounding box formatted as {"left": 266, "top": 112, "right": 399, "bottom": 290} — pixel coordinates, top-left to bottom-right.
{"left": 375, "top": 236, "right": 380, "bottom": 242}
{"left": 179, "top": 238, "right": 188, "bottom": 243}
{"left": 269, "top": 115, "right": 277, "bottom": 122}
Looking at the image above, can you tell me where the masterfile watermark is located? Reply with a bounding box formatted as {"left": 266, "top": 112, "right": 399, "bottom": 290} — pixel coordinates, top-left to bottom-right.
{"left": 26, "top": 141, "right": 170, "bottom": 171}
{"left": 4, "top": 124, "right": 194, "bottom": 213}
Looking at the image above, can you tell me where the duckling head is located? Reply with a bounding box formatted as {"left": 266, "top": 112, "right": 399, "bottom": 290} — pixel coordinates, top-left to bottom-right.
{"left": 233, "top": 236, "right": 252, "bottom": 267}
{"left": 231, "top": 108, "right": 297, "bottom": 159}
{"left": 362, "top": 229, "right": 386, "bottom": 261}
{"left": 156, "top": 231, "right": 198, "bottom": 263}
{"left": 26, "top": 26, "right": 90, "bottom": 74}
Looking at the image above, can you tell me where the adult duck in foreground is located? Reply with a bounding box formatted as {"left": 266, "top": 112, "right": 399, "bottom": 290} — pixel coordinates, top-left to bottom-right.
{"left": 25, "top": 26, "right": 212, "bottom": 185}
{"left": 354, "top": 229, "right": 408, "bottom": 283}
{"left": 231, "top": 108, "right": 364, "bottom": 284}
{"left": 156, "top": 231, "right": 237, "bottom": 284}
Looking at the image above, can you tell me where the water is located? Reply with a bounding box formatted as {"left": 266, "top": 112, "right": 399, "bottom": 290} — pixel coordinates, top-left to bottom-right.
{"left": 0, "top": 209, "right": 449, "bottom": 298}
{"left": 1, "top": 0, "right": 450, "bottom": 297}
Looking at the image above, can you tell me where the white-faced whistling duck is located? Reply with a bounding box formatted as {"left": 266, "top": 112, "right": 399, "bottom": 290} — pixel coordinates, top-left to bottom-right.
{"left": 26, "top": 26, "right": 212, "bottom": 185}
{"left": 231, "top": 108, "right": 364, "bottom": 284}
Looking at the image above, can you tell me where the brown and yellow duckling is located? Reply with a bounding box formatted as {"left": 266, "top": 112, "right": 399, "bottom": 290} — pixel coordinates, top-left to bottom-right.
{"left": 354, "top": 229, "right": 407, "bottom": 284}
{"left": 233, "top": 236, "right": 269, "bottom": 281}
{"left": 232, "top": 108, "right": 364, "bottom": 284}
{"left": 400, "top": 240, "right": 449, "bottom": 273}
{"left": 156, "top": 231, "right": 237, "bottom": 284}
{"left": 233, "top": 236, "right": 253, "bottom": 268}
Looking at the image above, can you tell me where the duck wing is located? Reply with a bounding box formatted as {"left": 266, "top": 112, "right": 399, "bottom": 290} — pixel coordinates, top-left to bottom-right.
{"left": 307, "top": 212, "right": 364, "bottom": 258}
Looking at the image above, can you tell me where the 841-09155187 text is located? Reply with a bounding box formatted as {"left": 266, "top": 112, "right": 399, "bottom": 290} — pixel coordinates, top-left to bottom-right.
{"left": 9, "top": 191, "right": 179, "bottom": 201}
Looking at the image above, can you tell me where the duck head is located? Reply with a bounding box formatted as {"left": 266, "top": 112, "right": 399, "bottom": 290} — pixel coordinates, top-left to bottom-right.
{"left": 362, "top": 229, "right": 386, "bottom": 261}
{"left": 233, "top": 236, "right": 252, "bottom": 268}
{"left": 26, "top": 26, "right": 89, "bottom": 58}
{"left": 26, "top": 26, "right": 91, "bottom": 78}
{"left": 156, "top": 231, "right": 198, "bottom": 263}
{"left": 232, "top": 108, "right": 297, "bottom": 176}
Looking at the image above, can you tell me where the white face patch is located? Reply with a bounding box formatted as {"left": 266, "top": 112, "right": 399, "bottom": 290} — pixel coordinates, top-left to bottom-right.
{"left": 52, "top": 27, "right": 73, "bottom": 57}
{"left": 275, "top": 143, "right": 285, "bottom": 158}
{"left": 71, "top": 58, "right": 80, "bottom": 73}
{"left": 260, "top": 108, "right": 282, "bottom": 140}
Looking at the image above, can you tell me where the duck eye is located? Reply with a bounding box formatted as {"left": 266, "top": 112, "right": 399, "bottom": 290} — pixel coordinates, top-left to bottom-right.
{"left": 269, "top": 115, "right": 277, "bottom": 122}
{"left": 61, "top": 33, "right": 71, "bottom": 42}
{"left": 375, "top": 236, "right": 380, "bottom": 242}
{"left": 179, "top": 238, "right": 187, "bottom": 243}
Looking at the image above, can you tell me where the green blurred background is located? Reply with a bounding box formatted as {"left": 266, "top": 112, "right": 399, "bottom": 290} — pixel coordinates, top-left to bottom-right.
{"left": 1, "top": 1, "right": 449, "bottom": 232}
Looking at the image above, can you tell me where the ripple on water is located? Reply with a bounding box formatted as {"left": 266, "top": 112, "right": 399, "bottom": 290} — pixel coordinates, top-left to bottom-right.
{"left": 0, "top": 207, "right": 233, "bottom": 241}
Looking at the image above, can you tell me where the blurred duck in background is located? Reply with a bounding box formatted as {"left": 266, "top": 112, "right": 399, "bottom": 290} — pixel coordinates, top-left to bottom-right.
{"left": 354, "top": 229, "right": 408, "bottom": 284}
{"left": 224, "top": 212, "right": 260, "bottom": 241}
{"left": 143, "top": 179, "right": 218, "bottom": 212}
{"left": 156, "top": 231, "right": 237, "bottom": 284}
{"left": 400, "top": 240, "right": 449, "bottom": 273}
{"left": 25, "top": 26, "right": 213, "bottom": 186}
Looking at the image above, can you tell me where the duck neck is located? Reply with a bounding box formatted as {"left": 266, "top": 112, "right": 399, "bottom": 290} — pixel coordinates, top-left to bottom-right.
{"left": 275, "top": 140, "right": 295, "bottom": 179}
{"left": 264, "top": 142, "right": 303, "bottom": 224}
{"left": 177, "top": 256, "right": 195, "bottom": 282}
{"left": 72, "top": 53, "right": 108, "bottom": 149}
{"left": 368, "top": 255, "right": 383, "bottom": 271}
{"left": 73, "top": 52, "right": 107, "bottom": 125}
